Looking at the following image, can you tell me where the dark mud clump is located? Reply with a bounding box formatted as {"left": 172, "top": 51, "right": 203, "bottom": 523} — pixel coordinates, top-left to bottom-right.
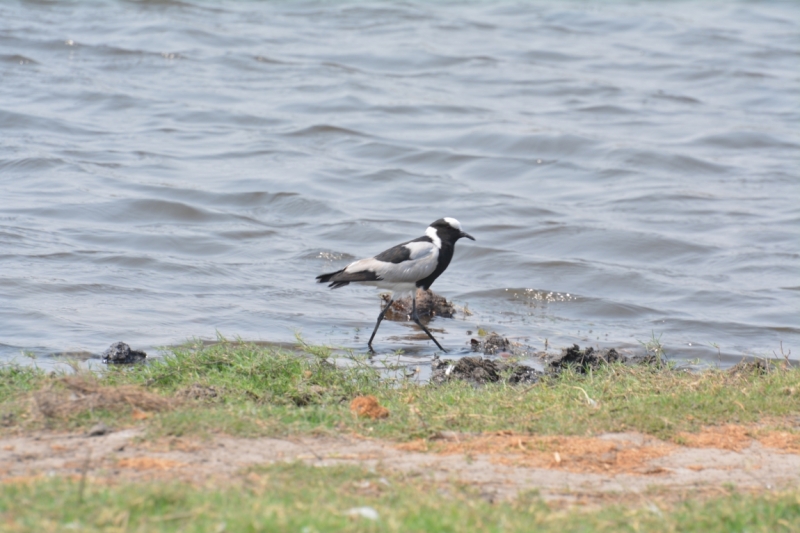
{"left": 503, "top": 364, "right": 542, "bottom": 385}
{"left": 381, "top": 289, "right": 455, "bottom": 321}
{"left": 470, "top": 332, "right": 511, "bottom": 355}
{"left": 177, "top": 383, "right": 220, "bottom": 402}
{"left": 435, "top": 356, "right": 499, "bottom": 385}
{"left": 728, "top": 359, "right": 771, "bottom": 376}
{"left": 628, "top": 353, "right": 666, "bottom": 367}
{"left": 290, "top": 385, "right": 329, "bottom": 407}
{"left": 431, "top": 343, "right": 662, "bottom": 387}
{"left": 431, "top": 356, "right": 541, "bottom": 386}
{"left": 102, "top": 342, "right": 147, "bottom": 365}
{"left": 550, "top": 344, "right": 622, "bottom": 373}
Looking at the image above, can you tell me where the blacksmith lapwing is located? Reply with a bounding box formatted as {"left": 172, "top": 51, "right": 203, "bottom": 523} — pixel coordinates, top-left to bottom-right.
{"left": 316, "top": 217, "right": 475, "bottom": 352}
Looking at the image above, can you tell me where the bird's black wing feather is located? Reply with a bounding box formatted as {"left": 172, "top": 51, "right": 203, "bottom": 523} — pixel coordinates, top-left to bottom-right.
{"left": 373, "top": 243, "right": 411, "bottom": 264}
{"left": 316, "top": 268, "right": 381, "bottom": 289}
{"left": 373, "top": 235, "right": 433, "bottom": 264}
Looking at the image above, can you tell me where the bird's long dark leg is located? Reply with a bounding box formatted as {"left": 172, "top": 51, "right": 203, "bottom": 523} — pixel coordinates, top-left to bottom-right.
{"left": 367, "top": 297, "right": 394, "bottom": 352}
{"left": 411, "top": 291, "right": 447, "bottom": 352}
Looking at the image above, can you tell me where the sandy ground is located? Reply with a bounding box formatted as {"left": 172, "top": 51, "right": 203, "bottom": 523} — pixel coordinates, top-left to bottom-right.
{"left": 2, "top": 426, "right": 800, "bottom": 505}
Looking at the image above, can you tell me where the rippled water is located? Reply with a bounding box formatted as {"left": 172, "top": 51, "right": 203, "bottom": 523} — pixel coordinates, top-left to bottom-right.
{"left": 1, "top": 1, "right": 798, "bottom": 368}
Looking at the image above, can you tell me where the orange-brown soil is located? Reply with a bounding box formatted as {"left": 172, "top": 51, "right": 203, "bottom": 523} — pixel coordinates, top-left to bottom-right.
{"left": 3, "top": 422, "right": 800, "bottom": 504}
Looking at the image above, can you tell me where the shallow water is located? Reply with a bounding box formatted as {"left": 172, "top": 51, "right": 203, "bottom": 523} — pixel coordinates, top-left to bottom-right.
{"left": 1, "top": 1, "right": 798, "bottom": 369}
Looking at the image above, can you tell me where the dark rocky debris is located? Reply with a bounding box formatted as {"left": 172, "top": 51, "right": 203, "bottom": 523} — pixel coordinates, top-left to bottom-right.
{"left": 87, "top": 422, "right": 112, "bottom": 437}
{"left": 470, "top": 332, "right": 511, "bottom": 355}
{"left": 431, "top": 356, "right": 499, "bottom": 385}
{"left": 430, "top": 342, "right": 669, "bottom": 386}
{"left": 628, "top": 353, "right": 666, "bottom": 367}
{"left": 102, "top": 342, "right": 147, "bottom": 365}
{"left": 291, "top": 385, "right": 328, "bottom": 407}
{"left": 1, "top": 413, "right": 16, "bottom": 427}
{"left": 549, "top": 344, "right": 623, "bottom": 373}
{"left": 177, "top": 383, "right": 220, "bottom": 402}
{"left": 431, "top": 356, "right": 541, "bottom": 386}
{"left": 381, "top": 289, "right": 456, "bottom": 321}
{"left": 503, "top": 363, "right": 542, "bottom": 385}
{"left": 728, "top": 359, "right": 771, "bottom": 376}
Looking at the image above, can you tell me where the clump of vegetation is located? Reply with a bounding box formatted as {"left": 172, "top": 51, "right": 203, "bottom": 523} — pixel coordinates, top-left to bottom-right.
{"left": 104, "top": 338, "right": 381, "bottom": 406}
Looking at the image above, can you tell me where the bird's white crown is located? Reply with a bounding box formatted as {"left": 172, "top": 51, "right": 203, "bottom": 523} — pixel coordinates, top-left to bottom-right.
{"left": 443, "top": 217, "right": 462, "bottom": 230}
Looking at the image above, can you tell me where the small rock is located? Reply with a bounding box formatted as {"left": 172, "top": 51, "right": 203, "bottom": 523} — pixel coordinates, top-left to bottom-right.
{"left": 430, "top": 431, "right": 462, "bottom": 441}
{"left": 87, "top": 422, "right": 111, "bottom": 437}
{"left": 345, "top": 506, "right": 379, "bottom": 521}
{"left": 102, "top": 342, "right": 147, "bottom": 365}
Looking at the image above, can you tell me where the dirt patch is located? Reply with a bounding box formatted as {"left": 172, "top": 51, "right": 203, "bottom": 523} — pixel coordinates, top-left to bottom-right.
{"left": 3, "top": 423, "right": 800, "bottom": 504}
{"left": 416, "top": 432, "right": 677, "bottom": 475}
{"left": 118, "top": 457, "right": 186, "bottom": 471}
{"left": 759, "top": 431, "right": 800, "bottom": 454}
{"left": 33, "top": 374, "right": 172, "bottom": 419}
{"left": 673, "top": 425, "right": 800, "bottom": 455}
{"left": 677, "top": 424, "right": 754, "bottom": 451}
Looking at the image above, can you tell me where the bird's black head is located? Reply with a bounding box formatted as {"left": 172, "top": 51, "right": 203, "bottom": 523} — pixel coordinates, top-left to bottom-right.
{"left": 429, "top": 217, "right": 475, "bottom": 244}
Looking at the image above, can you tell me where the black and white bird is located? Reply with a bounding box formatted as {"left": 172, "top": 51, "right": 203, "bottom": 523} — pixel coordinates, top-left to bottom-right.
{"left": 316, "top": 218, "right": 475, "bottom": 352}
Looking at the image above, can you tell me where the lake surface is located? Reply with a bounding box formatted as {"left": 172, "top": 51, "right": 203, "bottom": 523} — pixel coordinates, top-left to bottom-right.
{"left": 1, "top": 0, "right": 798, "bottom": 369}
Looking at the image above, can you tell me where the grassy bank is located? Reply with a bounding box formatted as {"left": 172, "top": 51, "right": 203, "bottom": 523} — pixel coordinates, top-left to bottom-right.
{"left": 2, "top": 340, "right": 798, "bottom": 441}
{"left": 2, "top": 341, "right": 799, "bottom": 531}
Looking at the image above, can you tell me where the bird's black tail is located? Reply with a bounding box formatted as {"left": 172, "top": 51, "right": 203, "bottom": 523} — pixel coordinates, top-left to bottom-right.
{"left": 316, "top": 269, "right": 350, "bottom": 289}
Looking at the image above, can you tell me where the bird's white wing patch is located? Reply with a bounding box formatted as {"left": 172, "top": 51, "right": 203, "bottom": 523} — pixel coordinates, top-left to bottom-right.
{"left": 374, "top": 252, "right": 438, "bottom": 283}
{"left": 403, "top": 241, "right": 436, "bottom": 260}
{"left": 342, "top": 257, "right": 382, "bottom": 274}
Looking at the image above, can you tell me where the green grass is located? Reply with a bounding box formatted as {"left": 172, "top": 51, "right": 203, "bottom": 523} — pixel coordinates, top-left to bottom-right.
{"left": 2, "top": 340, "right": 799, "bottom": 441}
{"left": 0, "top": 364, "right": 47, "bottom": 396}
{"left": 2, "top": 342, "right": 800, "bottom": 531}
{"left": 1, "top": 462, "right": 798, "bottom": 532}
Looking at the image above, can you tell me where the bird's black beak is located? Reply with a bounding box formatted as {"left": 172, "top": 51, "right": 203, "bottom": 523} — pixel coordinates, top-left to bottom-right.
{"left": 460, "top": 231, "right": 475, "bottom": 241}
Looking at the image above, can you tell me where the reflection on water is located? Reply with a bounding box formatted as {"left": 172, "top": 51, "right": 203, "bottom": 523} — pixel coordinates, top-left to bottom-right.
{"left": 0, "top": 1, "right": 798, "bottom": 369}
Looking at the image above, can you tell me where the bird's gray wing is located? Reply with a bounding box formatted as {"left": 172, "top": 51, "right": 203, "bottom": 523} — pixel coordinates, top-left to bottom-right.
{"left": 342, "top": 241, "right": 438, "bottom": 283}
